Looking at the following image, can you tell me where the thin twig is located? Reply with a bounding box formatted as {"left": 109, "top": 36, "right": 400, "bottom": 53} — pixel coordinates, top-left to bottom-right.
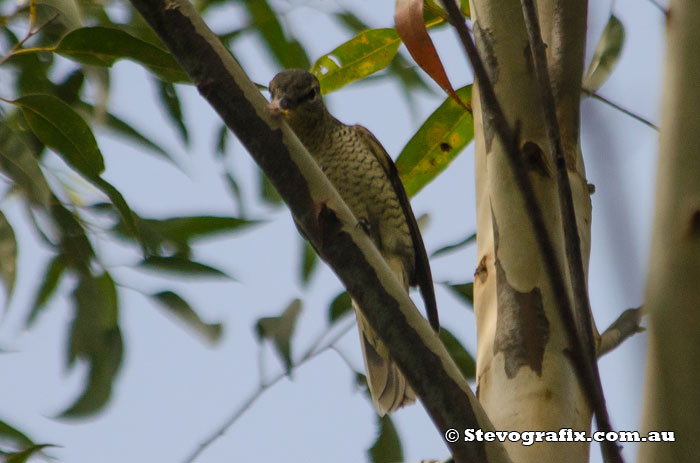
{"left": 597, "top": 307, "right": 645, "bottom": 358}
{"left": 585, "top": 90, "right": 660, "bottom": 131}
{"left": 442, "top": 1, "right": 621, "bottom": 461}
{"left": 182, "top": 320, "right": 356, "bottom": 463}
{"left": 0, "top": 13, "right": 59, "bottom": 66}
{"left": 519, "top": 1, "right": 621, "bottom": 460}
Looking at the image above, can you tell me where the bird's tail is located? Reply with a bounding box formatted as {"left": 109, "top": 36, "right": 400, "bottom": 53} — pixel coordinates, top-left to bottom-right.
{"left": 354, "top": 256, "right": 416, "bottom": 416}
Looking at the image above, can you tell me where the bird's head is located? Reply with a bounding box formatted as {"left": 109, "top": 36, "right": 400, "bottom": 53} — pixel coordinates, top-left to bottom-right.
{"left": 268, "top": 70, "right": 325, "bottom": 124}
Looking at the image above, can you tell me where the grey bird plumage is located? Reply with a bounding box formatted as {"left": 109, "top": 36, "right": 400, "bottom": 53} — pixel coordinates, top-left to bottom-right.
{"left": 268, "top": 69, "right": 438, "bottom": 415}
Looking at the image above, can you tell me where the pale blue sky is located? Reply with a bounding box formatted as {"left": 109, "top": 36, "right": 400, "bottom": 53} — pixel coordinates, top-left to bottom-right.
{"left": 0, "top": 0, "right": 665, "bottom": 462}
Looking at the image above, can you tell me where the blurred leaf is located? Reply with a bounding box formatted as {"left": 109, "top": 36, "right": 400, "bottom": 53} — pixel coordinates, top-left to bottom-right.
{"left": 0, "top": 212, "right": 18, "bottom": 301}
{"left": 223, "top": 172, "right": 246, "bottom": 217}
{"left": 396, "top": 86, "right": 473, "bottom": 197}
{"left": 368, "top": 415, "right": 403, "bottom": 463}
{"left": 431, "top": 232, "right": 476, "bottom": 258}
{"left": 63, "top": 272, "right": 123, "bottom": 417}
{"left": 151, "top": 291, "right": 223, "bottom": 343}
{"left": 216, "top": 124, "right": 228, "bottom": 155}
{"left": 255, "top": 298, "right": 302, "bottom": 373}
{"left": 139, "top": 256, "right": 230, "bottom": 278}
{"left": 36, "top": 0, "right": 82, "bottom": 31}
{"left": 92, "top": 177, "right": 140, "bottom": 242}
{"left": 13, "top": 94, "right": 104, "bottom": 178}
{"left": 27, "top": 254, "right": 67, "bottom": 327}
{"left": 300, "top": 239, "right": 318, "bottom": 286}
{"left": 156, "top": 80, "right": 189, "bottom": 146}
{"left": 446, "top": 282, "right": 473, "bottom": 307}
{"left": 5, "top": 444, "right": 55, "bottom": 463}
{"left": 142, "top": 216, "right": 255, "bottom": 243}
{"left": 395, "top": 0, "right": 468, "bottom": 108}
{"left": 311, "top": 29, "right": 402, "bottom": 94}
{"left": 50, "top": 203, "right": 94, "bottom": 270}
{"left": 439, "top": 327, "right": 475, "bottom": 380}
{"left": 260, "top": 170, "right": 283, "bottom": 206}
{"left": 53, "top": 27, "right": 189, "bottom": 83}
{"left": 0, "top": 122, "right": 52, "bottom": 207}
{"left": 55, "top": 69, "right": 86, "bottom": 106}
{"left": 0, "top": 419, "right": 34, "bottom": 448}
{"left": 583, "top": 15, "right": 625, "bottom": 92}
{"left": 100, "top": 109, "right": 174, "bottom": 162}
{"left": 328, "top": 291, "right": 352, "bottom": 323}
{"left": 244, "top": 0, "right": 310, "bottom": 69}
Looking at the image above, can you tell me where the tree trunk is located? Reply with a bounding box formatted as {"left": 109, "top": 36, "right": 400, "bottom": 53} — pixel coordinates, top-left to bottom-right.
{"left": 469, "top": 1, "right": 593, "bottom": 461}
{"left": 640, "top": 1, "right": 700, "bottom": 461}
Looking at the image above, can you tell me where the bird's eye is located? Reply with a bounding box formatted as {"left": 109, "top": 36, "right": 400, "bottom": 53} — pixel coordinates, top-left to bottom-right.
{"left": 302, "top": 87, "right": 317, "bottom": 101}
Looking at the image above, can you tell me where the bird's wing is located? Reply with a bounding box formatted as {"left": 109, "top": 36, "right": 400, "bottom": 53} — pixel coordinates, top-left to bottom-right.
{"left": 354, "top": 125, "right": 439, "bottom": 332}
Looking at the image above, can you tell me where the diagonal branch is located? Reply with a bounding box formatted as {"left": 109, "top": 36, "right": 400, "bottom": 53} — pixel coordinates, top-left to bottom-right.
{"left": 518, "top": 1, "right": 620, "bottom": 461}
{"left": 125, "top": 0, "right": 510, "bottom": 461}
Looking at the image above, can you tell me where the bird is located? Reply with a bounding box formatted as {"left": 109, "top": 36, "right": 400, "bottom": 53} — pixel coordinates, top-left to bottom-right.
{"left": 267, "top": 69, "right": 438, "bottom": 415}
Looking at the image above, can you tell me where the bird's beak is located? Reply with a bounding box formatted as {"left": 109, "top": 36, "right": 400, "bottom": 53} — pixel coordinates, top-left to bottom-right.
{"left": 267, "top": 98, "right": 288, "bottom": 117}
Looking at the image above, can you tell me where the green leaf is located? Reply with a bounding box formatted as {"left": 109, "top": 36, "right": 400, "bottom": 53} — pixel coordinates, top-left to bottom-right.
{"left": 54, "top": 27, "right": 189, "bottom": 83}
{"left": 583, "top": 15, "right": 625, "bottom": 92}
{"left": 27, "top": 254, "right": 67, "bottom": 327}
{"left": 431, "top": 232, "right": 476, "bottom": 258}
{"left": 63, "top": 272, "right": 123, "bottom": 417}
{"left": 156, "top": 80, "right": 189, "bottom": 146}
{"left": 244, "top": 0, "right": 311, "bottom": 70}
{"left": 396, "top": 85, "right": 474, "bottom": 197}
{"left": 311, "top": 29, "right": 402, "bottom": 94}
{"left": 0, "top": 211, "right": 17, "bottom": 301}
{"left": 151, "top": 291, "right": 223, "bottom": 343}
{"left": 5, "top": 444, "right": 55, "bottom": 463}
{"left": 328, "top": 291, "right": 352, "bottom": 324}
{"left": 255, "top": 299, "right": 302, "bottom": 373}
{"left": 92, "top": 177, "right": 140, "bottom": 242}
{"left": 0, "top": 419, "right": 34, "bottom": 448}
{"left": 368, "top": 415, "right": 403, "bottom": 463}
{"left": 260, "top": 170, "right": 283, "bottom": 206}
{"left": 216, "top": 124, "right": 228, "bottom": 155}
{"left": 439, "top": 327, "right": 476, "bottom": 381}
{"left": 223, "top": 172, "right": 246, "bottom": 217}
{"left": 139, "top": 256, "right": 231, "bottom": 279}
{"left": 0, "top": 122, "right": 52, "bottom": 207}
{"left": 446, "top": 282, "right": 474, "bottom": 307}
{"left": 300, "top": 239, "right": 318, "bottom": 286}
{"left": 13, "top": 94, "right": 104, "bottom": 178}
{"left": 139, "top": 216, "right": 256, "bottom": 245}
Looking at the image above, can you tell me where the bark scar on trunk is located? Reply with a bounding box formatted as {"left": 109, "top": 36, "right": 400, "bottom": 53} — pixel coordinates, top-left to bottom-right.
{"left": 492, "top": 214, "right": 550, "bottom": 378}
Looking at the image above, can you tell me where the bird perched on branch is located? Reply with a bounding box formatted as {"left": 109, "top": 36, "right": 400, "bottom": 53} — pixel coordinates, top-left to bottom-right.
{"left": 268, "top": 69, "right": 438, "bottom": 416}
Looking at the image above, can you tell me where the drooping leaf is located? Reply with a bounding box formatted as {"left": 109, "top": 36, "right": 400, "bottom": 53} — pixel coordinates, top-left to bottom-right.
{"left": 0, "top": 419, "right": 34, "bottom": 448}
{"left": 5, "top": 444, "right": 55, "bottom": 463}
{"left": 223, "top": 172, "right": 246, "bottom": 217}
{"left": 101, "top": 110, "right": 174, "bottom": 163}
{"left": 139, "top": 256, "right": 231, "bottom": 279}
{"left": 92, "top": 177, "right": 140, "bottom": 242}
{"left": 368, "top": 415, "right": 403, "bottom": 463}
{"left": 328, "top": 291, "right": 352, "bottom": 324}
{"left": 244, "top": 0, "right": 310, "bottom": 70}
{"left": 0, "top": 122, "right": 52, "bottom": 207}
{"left": 137, "top": 216, "right": 256, "bottom": 244}
{"left": 13, "top": 94, "right": 104, "bottom": 178}
{"left": 396, "top": 86, "right": 473, "bottom": 197}
{"left": 395, "top": 0, "right": 468, "bottom": 108}
{"left": 439, "top": 327, "right": 476, "bottom": 380}
{"left": 300, "top": 239, "right": 318, "bottom": 286}
{"left": 255, "top": 299, "right": 302, "bottom": 373}
{"left": 151, "top": 291, "right": 223, "bottom": 343}
{"left": 156, "top": 79, "right": 189, "bottom": 146}
{"left": 311, "top": 29, "right": 402, "bottom": 94}
{"left": 0, "top": 211, "right": 18, "bottom": 301}
{"left": 431, "top": 232, "right": 476, "bottom": 258}
{"left": 216, "top": 124, "right": 228, "bottom": 155}
{"left": 260, "top": 170, "right": 283, "bottom": 206}
{"left": 27, "top": 254, "right": 67, "bottom": 327}
{"left": 446, "top": 282, "right": 474, "bottom": 307}
{"left": 583, "top": 15, "right": 625, "bottom": 92}
{"left": 53, "top": 27, "right": 189, "bottom": 83}
{"left": 62, "top": 272, "right": 123, "bottom": 417}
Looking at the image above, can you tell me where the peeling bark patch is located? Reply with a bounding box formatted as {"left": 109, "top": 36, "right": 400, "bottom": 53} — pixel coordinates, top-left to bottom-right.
{"left": 475, "top": 255, "right": 488, "bottom": 283}
{"left": 492, "top": 214, "right": 549, "bottom": 378}
{"left": 521, "top": 141, "right": 551, "bottom": 177}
